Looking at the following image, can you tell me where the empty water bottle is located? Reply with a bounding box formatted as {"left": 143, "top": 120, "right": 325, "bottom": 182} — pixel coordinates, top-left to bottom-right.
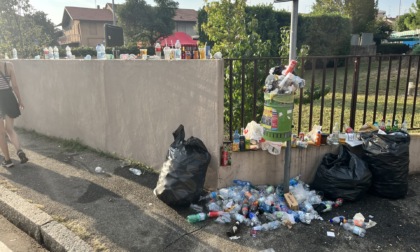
{"left": 53, "top": 46, "right": 59, "bottom": 59}
{"left": 48, "top": 46, "right": 53, "bottom": 59}
{"left": 187, "top": 213, "right": 207, "bottom": 223}
{"left": 96, "top": 44, "right": 101, "bottom": 59}
{"left": 342, "top": 223, "right": 366, "bottom": 237}
{"left": 12, "top": 48, "right": 17, "bottom": 59}
{"left": 174, "top": 40, "right": 181, "bottom": 60}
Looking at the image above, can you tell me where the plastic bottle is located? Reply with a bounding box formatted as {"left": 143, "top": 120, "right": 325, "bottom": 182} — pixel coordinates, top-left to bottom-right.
{"left": 43, "top": 47, "right": 49, "bottom": 59}
{"left": 347, "top": 219, "right": 367, "bottom": 229}
{"left": 401, "top": 120, "right": 408, "bottom": 132}
{"left": 48, "top": 46, "right": 54, "bottom": 59}
{"left": 208, "top": 211, "right": 224, "bottom": 218}
{"left": 316, "top": 131, "right": 322, "bottom": 146}
{"left": 199, "top": 191, "right": 217, "bottom": 201}
{"left": 392, "top": 120, "right": 399, "bottom": 132}
{"left": 379, "top": 119, "right": 386, "bottom": 131}
{"left": 12, "top": 48, "right": 17, "bottom": 59}
{"left": 155, "top": 42, "right": 162, "bottom": 57}
{"left": 174, "top": 40, "right": 181, "bottom": 60}
{"left": 96, "top": 44, "right": 101, "bottom": 59}
{"left": 332, "top": 122, "right": 339, "bottom": 145}
{"left": 53, "top": 46, "right": 59, "bottom": 59}
{"left": 329, "top": 216, "right": 346, "bottom": 224}
{"left": 4, "top": 53, "right": 9, "bottom": 59}
{"left": 181, "top": 46, "right": 186, "bottom": 59}
{"left": 65, "top": 46, "right": 72, "bottom": 58}
{"left": 100, "top": 44, "right": 106, "bottom": 59}
{"left": 187, "top": 213, "right": 207, "bottom": 223}
{"left": 385, "top": 119, "right": 392, "bottom": 132}
{"left": 342, "top": 223, "right": 366, "bottom": 237}
{"left": 129, "top": 168, "right": 142, "bottom": 176}
{"left": 232, "top": 130, "right": 240, "bottom": 152}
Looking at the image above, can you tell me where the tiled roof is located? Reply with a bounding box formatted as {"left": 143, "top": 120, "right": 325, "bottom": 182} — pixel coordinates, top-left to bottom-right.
{"left": 64, "top": 6, "right": 114, "bottom": 21}
{"left": 174, "top": 9, "right": 198, "bottom": 22}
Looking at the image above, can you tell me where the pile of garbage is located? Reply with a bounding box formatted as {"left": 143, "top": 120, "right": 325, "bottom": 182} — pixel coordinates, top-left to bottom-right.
{"left": 187, "top": 177, "right": 376, "bottom": 238}
{"left": 264, "top": 60, "right": 305, "bottom": 95}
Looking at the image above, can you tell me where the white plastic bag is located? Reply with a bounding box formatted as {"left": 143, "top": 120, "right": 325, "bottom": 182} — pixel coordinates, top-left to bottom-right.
{"left": 244, "top": 121, "right": 264, "bottom": 141}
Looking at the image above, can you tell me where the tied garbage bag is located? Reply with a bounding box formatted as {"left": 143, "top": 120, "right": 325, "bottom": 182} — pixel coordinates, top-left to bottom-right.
{"left": 361, "top": 131, "right": 410, "bottom": 199}
{"left": 311, "top": 145, "right": 372, "bottom": 201}
{"left": 154, "top": 125, "right": 211, "bottom": 207}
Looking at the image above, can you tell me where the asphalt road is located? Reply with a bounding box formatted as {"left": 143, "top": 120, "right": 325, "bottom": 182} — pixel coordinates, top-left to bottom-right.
{"left": 0, "top": 129, "right": 419, "bottom": 251}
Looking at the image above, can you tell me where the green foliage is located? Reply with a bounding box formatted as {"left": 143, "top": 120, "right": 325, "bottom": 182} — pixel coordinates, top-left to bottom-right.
{"left": 410, "top": 44, "right": 420, "bottom": 55}
{"left": 0, "top": 0, "right": 59, "bottom": 58}
{"left": 311, "top": 0, "right": 378, "bottom": 34}
{"left": 394, "top": 13, "right": 411, "bottom": 31}
{"left": 405, "top": 0, "right": 420, "bottom": 30}
{"left": 300, "top": 14, "right": 351, "bottom": 56}
{"left": 201, "top": 0, "right": 273, "bottom": 130}
{"left": 299, "top": 85, "right": 331, "bottom": 104}
{"left": 373, "top": 20, "right": 393, "bottom": 45}
{"left": 117, "top": 0, "right": 178, "bottom": 47}
{"left": 311, "top": 0, "right": 346, "bottom": 15}
{"left": 377, "top": 44, "right": 410, "bottom": 54}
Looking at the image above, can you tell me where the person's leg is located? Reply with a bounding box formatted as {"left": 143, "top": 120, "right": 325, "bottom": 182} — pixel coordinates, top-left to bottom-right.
{"left": 4, "top": 116, "right": 28, "bottom": 163}
{"left": 0, "top": 117, "right": 13, "bottom": 167}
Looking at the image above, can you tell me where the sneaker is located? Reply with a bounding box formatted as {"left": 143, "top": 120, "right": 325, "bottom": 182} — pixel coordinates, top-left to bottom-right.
{"left": 1, "top": 159, "right": 14, "bottom": 168}
{"left": 17, "top": 150, "right": 28, "bottom": 164}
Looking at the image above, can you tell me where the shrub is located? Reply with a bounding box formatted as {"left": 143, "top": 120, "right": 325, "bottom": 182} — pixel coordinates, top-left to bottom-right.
{"left": 377, "top": 43, "right": 410, "bottom": 54}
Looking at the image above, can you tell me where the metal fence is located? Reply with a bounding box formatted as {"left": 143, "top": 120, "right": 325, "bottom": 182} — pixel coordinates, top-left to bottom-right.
{"left": 224, "top": 54, "right": 420, "bottom": 140}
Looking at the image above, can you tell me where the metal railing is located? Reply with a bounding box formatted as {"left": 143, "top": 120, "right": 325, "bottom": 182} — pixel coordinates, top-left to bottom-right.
{"left": 224, "top": 54, "right": 420, "bottom": 140}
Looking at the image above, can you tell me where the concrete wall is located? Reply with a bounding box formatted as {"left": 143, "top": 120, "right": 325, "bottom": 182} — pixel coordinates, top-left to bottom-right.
{"left": 5, "top": 59, "right": 224, "bottom": 189}
{"left": 4, "top": 60, "right": 420, "bottom": 191}
{"left": 220, "top": 138, "right": 420, "bottom": 189}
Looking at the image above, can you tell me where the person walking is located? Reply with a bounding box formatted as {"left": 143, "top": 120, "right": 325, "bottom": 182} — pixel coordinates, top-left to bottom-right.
{"left": 0, "top": 61, "right": 28, "bottom": 167}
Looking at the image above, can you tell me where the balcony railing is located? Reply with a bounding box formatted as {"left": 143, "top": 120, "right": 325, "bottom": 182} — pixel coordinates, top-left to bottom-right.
{"left": 58, "top": 34, "right": 81, "bottom": 45}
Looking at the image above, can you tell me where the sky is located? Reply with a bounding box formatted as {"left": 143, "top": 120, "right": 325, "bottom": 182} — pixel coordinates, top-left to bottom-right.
{"left": 29, "top": 0, "right": 417, "bottom": 26}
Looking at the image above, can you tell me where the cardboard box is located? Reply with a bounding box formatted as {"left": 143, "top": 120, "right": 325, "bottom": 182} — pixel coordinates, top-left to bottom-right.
{"left": 284, "top": 192, "right": 298, "bottom": 211}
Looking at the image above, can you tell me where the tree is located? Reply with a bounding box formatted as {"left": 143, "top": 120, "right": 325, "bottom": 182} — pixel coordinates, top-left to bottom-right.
{"left": 373, "top": 20, "right": 393, "bottom": 45}
{"left": 405, "top": 0, "right": 420, "bottom": 30}
{"left": 311, "top": 0, "right": 345, "bottom": 15}
{"left": 0, "top": 0, "right": 58, "bottom": 58}
{"left": 117, "top": 0, "right": 178, "bottom": 47}
{"left": 394, "top": 13, "right": 411, "bottom": 31}
{"left": 311, "top": 0, "right": 378, "bottom": 34}
{"left": 201, "top": 0, "right": 273, "bottom": 130}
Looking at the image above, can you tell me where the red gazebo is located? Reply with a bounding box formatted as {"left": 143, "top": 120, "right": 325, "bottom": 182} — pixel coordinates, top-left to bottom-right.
{"left": 157, "top": 32, "right": 198, "bottom": 47}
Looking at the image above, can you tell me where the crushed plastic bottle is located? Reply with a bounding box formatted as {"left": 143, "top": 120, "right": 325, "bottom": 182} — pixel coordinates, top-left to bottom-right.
{"left": 129, "top": 168, "right": 142, "bottom": 176}
{"left": 342, "top": 223, "right": 366, "bottom": 237}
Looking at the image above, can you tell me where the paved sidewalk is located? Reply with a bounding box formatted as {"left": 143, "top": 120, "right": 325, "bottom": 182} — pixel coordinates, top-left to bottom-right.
{"left": 0, "top": 129, "right": 419, "bottom": 251}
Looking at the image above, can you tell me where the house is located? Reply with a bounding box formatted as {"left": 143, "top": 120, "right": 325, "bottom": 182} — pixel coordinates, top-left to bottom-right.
{"left": 59, "top": 3, "right": 199, "bottom": 47}
{"left": 59, "top": 6, "right": 114, "bottom": 47}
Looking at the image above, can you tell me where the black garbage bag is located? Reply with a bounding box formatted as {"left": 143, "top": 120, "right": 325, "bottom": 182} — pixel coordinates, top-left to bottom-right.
{"left": 154, "top": 125, "right": 211, "bottom": 207}
{"left": 311, "top": 145, "right": 372, "bottom": 201}
{"left": 361, "top": 131, "right": 410, "bottom": 199}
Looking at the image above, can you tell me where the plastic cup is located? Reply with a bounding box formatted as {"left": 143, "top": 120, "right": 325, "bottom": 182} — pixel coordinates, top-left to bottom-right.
{"left": 163, "top": 47, "right": 170, "bottom": 60}
{"left": 140, "top": 49, "right": 147, "bottom": 59}
{"left": 199, "top": 47, "right": 206, "bottom": 60}
{"left": 193, "top": 50, "right": 199, "bottom": 59}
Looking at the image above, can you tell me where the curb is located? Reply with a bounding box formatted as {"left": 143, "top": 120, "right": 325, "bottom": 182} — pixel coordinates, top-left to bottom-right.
{"left": 0, "top": 184, "right": 93, "bottom": 252}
